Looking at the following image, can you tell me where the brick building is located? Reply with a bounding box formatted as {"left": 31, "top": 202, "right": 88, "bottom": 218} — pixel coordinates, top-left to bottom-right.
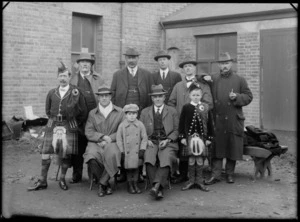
{"left": 2, "top": 3, "right": 297, "bottom": 132}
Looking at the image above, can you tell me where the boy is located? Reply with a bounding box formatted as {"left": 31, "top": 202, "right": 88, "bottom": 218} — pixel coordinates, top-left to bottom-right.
{"left": 116, "top": 104, "right": 148, "bottom": 194}
{"left": 178, "top": 83, "right": 211, "bottom": 192}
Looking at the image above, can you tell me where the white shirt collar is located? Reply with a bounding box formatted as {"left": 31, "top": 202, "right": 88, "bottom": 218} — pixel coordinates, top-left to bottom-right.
{"left": 186, "top": 75, "right": 196, "bottom": 81}
{"left": 99, "top": 101, "right": 113, "bottom": 118}
{"left": 160, "top": 68, "right": 169, "bottom": 77}
{"left": 154, "top": 104, "right": 164, "bottom": 114}
{"left": 190, "top": 101, "right": 201, "bottom": 106}
{"left": 59, "top": 85, "right": 70, "bottom": 97}
{"left": 80, "top": 71, "right": 91, "bottom": 79}
{"left": 127, "top": 66, "right": 138, "bottom": 76}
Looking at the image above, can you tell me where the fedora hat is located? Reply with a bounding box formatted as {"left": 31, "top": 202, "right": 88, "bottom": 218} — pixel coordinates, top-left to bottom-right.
{"left": 123, "top": 104, "right": 139, "bottom": 113}
{"left": 123, "top": 48, "right": 140, "bottom": 56}
{"left": 148, "top": 84, "right": 168, "bottom": 96}
{"left": 76, "top": 52, "right": 95, "bottom": 65}
{"left": 154, "top": 50, "right": 171, "bottom": 61}
{"left": 95, "top": 87, "right": 112, "bottom": 95}
{"left": 217, "top": 52, "right": 234, "bottom": 63}
{"left": 179, "top": 56, "right": 197, "bottom": 68}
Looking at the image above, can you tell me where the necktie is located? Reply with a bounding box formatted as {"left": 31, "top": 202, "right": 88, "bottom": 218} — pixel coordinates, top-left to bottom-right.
{"left": 162, "top": 72, "right": 165, "bottom": 80}
{"left": 156, "top": 107, "right": 160, "bottom": 115}
{"left": 131, "top": 69, "right": 135, "bottom": 76}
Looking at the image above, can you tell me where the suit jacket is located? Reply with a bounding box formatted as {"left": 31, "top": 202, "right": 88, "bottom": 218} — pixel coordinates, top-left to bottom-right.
{"left": 111, "top": 67, "right": 154, "bottom": 110}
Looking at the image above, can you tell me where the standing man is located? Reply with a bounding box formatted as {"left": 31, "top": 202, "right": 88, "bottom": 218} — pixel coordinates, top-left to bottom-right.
{"left": 140, "top": 84, "right": 179, "bottom": 200}
{"left": 152, "top": 50, "right": 182, "bottom": 104}
{"left": 27, "top": 61, "right": 87, "bottom": 191}
{"left": 168, "top": 56, "right": 213, "bottom": 184}
{"left": 83, "top": 87, "right": 125, "bottom": 197}
{"left": 110, "top": 47, "right": 154, "bottom": 182}
{"left": 204, "top": 52, "right": 253, "bottom": 185}
{"left": 69, "top": 52, "right": 105, "bottom": 184}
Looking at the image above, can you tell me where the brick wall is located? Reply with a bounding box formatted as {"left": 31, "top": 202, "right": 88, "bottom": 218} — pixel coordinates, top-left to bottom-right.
{"left": 2, "top": 2, "right": 188, "bottom": 120}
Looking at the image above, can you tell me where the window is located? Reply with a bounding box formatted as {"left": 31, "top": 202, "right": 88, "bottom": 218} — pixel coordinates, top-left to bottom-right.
{"left": 71, "top": 13, "right": 98, "bottom": 73}
{"left": 196, "top": 33, "right": 237, "bottom": 75}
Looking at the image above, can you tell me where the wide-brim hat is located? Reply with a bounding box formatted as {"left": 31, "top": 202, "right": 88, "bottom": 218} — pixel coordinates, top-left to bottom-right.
{"left": 95, "top": 87, "right": 112, "bottom": 95}
{"left": 216, "top": 52, "right": 234, "bottom": 63}
{"left": 76, "top": 52, "right": 95, "bottom": 65}
{"left": 148, "top": 84, "right": 168, "bottom": 96}
{"left": 123, "top": 104, "right": 139, "bottom": 113}
{"left": 123, "top": 48, "right": 140, "bottom": 56}
{"left": 179, "top": 56, "right": 197, "bottom": 68}
{"left": 154, "top": 50, "right": 171, "bottom": 61}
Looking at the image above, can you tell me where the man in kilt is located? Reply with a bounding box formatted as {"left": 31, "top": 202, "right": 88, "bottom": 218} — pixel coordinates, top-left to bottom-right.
{"left": 27, "top": 61, "right": 88, "bottom": 191}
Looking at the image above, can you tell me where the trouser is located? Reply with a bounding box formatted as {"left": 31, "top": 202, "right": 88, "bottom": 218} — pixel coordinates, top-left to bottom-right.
{"left": 87, "top": 159, "right": 110, "bottom": 186}
{"left": 211, "top": 157, "right": 236, "bottom": 179}
{"left": 126, "top": 169, "right": 139, "bottom": 182}
{"left": 71, "top": 134, "right": 88, "bottom": 180}
{"left": 146, "top": 163, "right": 169, "bottom": 189}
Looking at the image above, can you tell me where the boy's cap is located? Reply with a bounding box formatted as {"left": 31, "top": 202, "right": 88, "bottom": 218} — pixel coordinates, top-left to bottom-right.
{"left": 123, "top": 104, "right": 139, "bottom": 113}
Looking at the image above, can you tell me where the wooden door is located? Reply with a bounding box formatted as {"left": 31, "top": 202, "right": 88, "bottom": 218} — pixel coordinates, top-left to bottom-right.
{"left": 260, "top": 28, "right": 297, "bottom": 131}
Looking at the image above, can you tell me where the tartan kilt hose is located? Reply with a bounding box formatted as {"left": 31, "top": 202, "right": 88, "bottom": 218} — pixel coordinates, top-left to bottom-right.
{"left": 41, "top": 120, "right": 78, "bottom": 155}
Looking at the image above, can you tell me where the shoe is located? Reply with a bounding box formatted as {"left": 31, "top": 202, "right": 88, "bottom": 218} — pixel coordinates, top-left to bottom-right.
{"left": 196, "top": 183, "right": 210, "bottom": 192}
{"left": 204, "top": 177, "right": 221, "bottom": 185}
{"left": 58, "top": 180, "right": 68, "bottom": 190}
{"left": 106, "top": 184, "right": 113, "bottom": 195}
{"left": 127, "top": 181, "right": 136, "bottom": 194}
{"left": 27, "top": 180, "right": 48, "bottom": 191}
{"left": 171, "top": 175, "right": 188, "bottom": 184}
{"left": 156, "top": 189, "right": 164, "bottom": 199}
{"left": 98, "top": 184, "right": 106, "bottom": 197}
{"left": 226, "top": 175, "right": 235, "bottom": 184}
{"left": 69, "top": 178, "right": 82, "bottom": 184}
{"left": 149, "top": 183, "right": 160, "bottom": 198}
{"left": 181, "top": 182, "right": 194, "bottom": 191}
{"left": 133, "top": 181, "right": 141, "bottom": 194}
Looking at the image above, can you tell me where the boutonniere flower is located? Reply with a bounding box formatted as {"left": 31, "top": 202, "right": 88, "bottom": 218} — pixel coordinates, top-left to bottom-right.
{"left": 199, "top": 104, "right": 205, "bottom": 111}
{"left": 72, "top": 88, "right": 79, "bottom": 96}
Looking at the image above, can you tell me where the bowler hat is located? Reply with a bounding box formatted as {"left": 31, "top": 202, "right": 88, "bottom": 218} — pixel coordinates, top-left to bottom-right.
{"left": 95, "top": 87, "right": 112, "bottom": 95}
{"left": 179, "top": 56, "right": 197, "bottom": 68}
{"left": 123, "top": 104, "right": 139, "bottom": 113}
{"left": 123, "top": 48, "right": 140, "bottom": 56}
{"left": 217, "top": 52, "right": 234, "bottom": 63}
{"left": 154, "top": 50, "right": 171, "bottom": 61}
{"left": 76, "top": 52, "right": 95, "bottom": 65}
{"left": 148, "top": 84, "right": 168, "bottom": 96}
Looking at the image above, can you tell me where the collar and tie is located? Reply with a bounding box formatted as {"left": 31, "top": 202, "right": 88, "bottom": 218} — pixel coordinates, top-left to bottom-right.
{"left": 60, "top": 87, "right": 67, "bottom": 92}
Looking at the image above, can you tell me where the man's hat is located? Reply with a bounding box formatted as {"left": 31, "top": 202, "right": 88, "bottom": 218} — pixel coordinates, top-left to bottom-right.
{"left": 217, "top": 52, "right": 234, "bottom": 63}
{"left": 123, "top": 104, "right": 139, "bottom": 113}
{"left": 123, "top": 48, "right": 140, "bottom": 56}
{"left": 154, "top": 50, "right": 171, "bottom": 61}
{"left": 148, "top": 84, "right": 168, "bottom": 96}
{"left": 179, "top": 56, "right": 197, "bottom": 68}
{"left": 57, "top": 59, "right": 69, "bottom": 74}
{"left": 76, "top": 52, "right": 95, "bottom": 65}
{"left": 95, "top": 86, "right": 112, "bottom": 95}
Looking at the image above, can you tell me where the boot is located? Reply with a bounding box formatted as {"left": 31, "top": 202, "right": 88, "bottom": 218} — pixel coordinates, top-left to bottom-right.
{"left": 195, "top": 164, "right": 209, "bottom": 192}
{"left": 181, "top": 164, "right": 195, "bottom": 191}
{"left": 132, "top": 181, "right": 141, "bottom": 194}
{"left": 28, "top": 159, "right": 50, "bottom": 191}
{"left": 127, "top": 181, "right": 136, "bottom": 194}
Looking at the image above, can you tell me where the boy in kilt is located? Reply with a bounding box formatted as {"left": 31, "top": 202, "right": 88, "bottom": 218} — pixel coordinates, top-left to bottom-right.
{"left": 27, "top": 61, "right": 88, "bottom": 191}
{"left": 178, "top": 83, "right": 212, "bottom": 192}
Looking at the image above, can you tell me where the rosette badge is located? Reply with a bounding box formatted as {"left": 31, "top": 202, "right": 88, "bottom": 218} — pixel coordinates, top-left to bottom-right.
{"left": 72, "top": 88, "right": 79, "bottom": 96}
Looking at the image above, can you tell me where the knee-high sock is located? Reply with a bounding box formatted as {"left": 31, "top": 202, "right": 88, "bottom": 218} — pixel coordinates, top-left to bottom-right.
{"left": 40, "top": 159, "right": 51, "bottom": 182}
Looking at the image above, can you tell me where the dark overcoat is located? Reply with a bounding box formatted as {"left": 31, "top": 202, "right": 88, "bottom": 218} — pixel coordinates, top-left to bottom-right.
{"left": 210, "top": 71, "right": 253, "bottom": 160}
{"left": 110, "top": 67, "right": 154, "bottom": 110}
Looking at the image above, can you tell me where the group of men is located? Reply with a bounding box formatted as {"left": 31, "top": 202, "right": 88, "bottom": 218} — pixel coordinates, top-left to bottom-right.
{"left": 28, "top": 47, "right": 253, "bottom": 200}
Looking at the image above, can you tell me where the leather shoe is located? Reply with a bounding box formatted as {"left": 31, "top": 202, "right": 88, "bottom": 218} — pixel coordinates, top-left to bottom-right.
{"left": 156, "top": 189, "right": 164, "bottom": 199}
{"left": 204, "top": 177, "right": 221, "bottom": 185}
{"left": 58, "top": 180, "right": 68, "bottom": 190}
{"left": 106, "top": 184, "right": 113, "bottom": 195}
{"left": 196, "top": 183, "right": 209, "bottom": 192}
{"left": 27, "top": 180, "right": 47, "bottom": 191}
{"left": 149, "top": 183, "right": 160, "bottom": 198}
{"left": 127, "top": 181, "right": 136, "bottom": 194}
{"left": 98, "top": 184, "right": 106, "bottom": 197}
{"left": 133, "top": 181, "right": 141, "bottom": 194}
{"left": 181, "top": 182, "right": 194, "bottom": 191}
{"left": 226, "top": 175, "right": 235, "bottom": 184}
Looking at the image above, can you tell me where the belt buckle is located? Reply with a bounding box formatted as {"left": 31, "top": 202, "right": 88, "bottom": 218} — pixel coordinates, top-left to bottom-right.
{"left": 57, "top": 114, "right": 62, "bottom": 122}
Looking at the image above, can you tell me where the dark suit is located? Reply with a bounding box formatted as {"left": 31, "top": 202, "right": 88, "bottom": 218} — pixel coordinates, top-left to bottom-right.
{"left": 111, "top": 67, "right": 153, "bottom": 110}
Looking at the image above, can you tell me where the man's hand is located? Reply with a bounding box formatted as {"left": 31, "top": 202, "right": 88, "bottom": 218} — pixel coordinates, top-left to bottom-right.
{"left": 103, "top": 135, "right": 112, "bottom": 144}
{"left": 203, "top": 75, "right": 213, "bottom": 82}
{"left": 97, "top": 141, "right": 107, "bottom": 148}
{"left": 147, "top": 140, "right": 154, "bottom": 148}
{"left": 159, "top": 139, "right": 168, "bottom": 149}
{"left": 229, "top": 89, "right": 237, "bottom": 100}
{"left": 205, "top": 140, "right": 211, "bottom": 146}
{"left": 180, "top": 138, "right": 187, "bottom": 146}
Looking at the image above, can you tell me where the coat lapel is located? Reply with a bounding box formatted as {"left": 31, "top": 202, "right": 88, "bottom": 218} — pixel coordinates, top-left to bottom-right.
{"left": 121, "top": 68, "right": 129, "bottom": 88}
{"left": 137, "top": 67, "right": 143, "bottom": 87}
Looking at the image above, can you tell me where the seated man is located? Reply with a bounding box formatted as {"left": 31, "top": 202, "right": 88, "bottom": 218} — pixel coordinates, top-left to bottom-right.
{"left": 140, "top": 84, "right": 179, "bottom": 200}
{"left": 83, "top": 87, "right": 125, "bottom": 197}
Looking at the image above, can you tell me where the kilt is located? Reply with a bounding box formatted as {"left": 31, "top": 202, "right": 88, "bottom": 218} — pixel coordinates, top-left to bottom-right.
{"left": 41, "top": 120, "right": 78, "bottom": 156}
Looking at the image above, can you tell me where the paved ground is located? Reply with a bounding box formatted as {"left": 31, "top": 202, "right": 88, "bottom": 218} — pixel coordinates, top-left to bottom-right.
{"left": 1, "top": 129, "right": 297, "bottom": 219}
